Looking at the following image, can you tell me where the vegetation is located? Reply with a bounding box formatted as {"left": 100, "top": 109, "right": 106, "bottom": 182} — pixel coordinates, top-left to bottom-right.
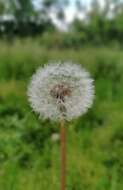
{"left": 0, "top": 40, "right": 123, "bottom": 189}
{"left": 0, "top": 0, "right": 123, "bottom": 189}
{"left": 1, "top": 0, "right": 123, "bottom": 46}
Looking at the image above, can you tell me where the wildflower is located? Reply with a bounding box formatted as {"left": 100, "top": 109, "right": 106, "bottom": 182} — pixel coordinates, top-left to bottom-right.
{"left": 51, "top": 133, "right": 60, "bottom": 142}
{"left": 27, "top": 62, "right": 94, "bottom": 121}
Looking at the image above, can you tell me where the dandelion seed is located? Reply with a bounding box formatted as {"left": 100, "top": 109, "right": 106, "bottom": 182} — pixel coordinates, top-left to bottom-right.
{"left": 51, "top": 133, "right": 60, "bottom": 142}
{"left": 27, "top": 62, "right": 94, "bottom": 121}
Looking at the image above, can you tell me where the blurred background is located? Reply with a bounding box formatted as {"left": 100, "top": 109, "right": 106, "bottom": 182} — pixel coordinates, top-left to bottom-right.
{"left": 0, "top": 0, "right": 123, "bottom": 189}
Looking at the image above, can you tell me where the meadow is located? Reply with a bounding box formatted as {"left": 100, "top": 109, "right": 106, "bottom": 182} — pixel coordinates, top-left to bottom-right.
{"left": 0, "top": 40, "right": 123, "bottom": 190}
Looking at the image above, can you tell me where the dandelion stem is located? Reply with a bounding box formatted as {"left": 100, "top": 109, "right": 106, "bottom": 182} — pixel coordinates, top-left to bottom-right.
{"left": 60, "top": 119, "right": 66, "bottom": 190}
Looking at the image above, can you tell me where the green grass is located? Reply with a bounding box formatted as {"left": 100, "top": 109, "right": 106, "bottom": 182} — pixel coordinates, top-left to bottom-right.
{"left": 0, "top": 40, "right": 123, "bottom": 189}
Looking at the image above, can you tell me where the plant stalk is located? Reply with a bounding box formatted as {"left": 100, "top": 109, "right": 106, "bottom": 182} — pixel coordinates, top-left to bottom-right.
{"left": 60, "top": 119, "right": 66, "bottom": 190}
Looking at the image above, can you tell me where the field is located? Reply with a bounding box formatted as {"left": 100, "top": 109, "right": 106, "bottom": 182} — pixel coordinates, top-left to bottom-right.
{"left": 0, "top": 40, "right": 123, "bottom": 190}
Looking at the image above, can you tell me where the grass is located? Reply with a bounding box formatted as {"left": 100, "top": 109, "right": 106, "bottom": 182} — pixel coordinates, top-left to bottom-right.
{"left": 0, "top": 39, "right": 123, "bottom": 189}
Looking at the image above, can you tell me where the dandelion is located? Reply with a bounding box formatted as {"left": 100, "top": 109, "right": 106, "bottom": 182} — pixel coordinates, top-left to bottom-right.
{"left": 51, "top": 133, "right": 60, "bottom": 142}
{"left": 28, "top": 62, "right": 94, "bottom": 121}
{"left": 27, "top": 62, "right": 95, "bottom": 190}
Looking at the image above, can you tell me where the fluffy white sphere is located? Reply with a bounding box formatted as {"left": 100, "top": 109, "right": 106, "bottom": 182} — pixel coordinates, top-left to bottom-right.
{"left": 27, "top": 62, "right": 95, "bottom": 121}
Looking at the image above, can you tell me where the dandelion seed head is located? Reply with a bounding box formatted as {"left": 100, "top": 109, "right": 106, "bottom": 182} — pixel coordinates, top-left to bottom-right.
{"left": 27, "top": 62, "right": 95, "bottom": 121}
{"left": 51, "top": 133, "right": 60, "bottom": 142}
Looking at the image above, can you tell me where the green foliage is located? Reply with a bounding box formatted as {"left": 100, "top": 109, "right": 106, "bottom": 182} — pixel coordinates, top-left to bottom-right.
{"left": 0, "top": 41, "right": 123, "bottom": 189}
{"left": 1, "top": 0, "right": 123, "bottom": 46}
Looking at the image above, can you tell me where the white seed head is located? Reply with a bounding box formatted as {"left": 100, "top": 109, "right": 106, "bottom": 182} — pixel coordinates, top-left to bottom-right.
{"left": 51, "top": 133, "right": 60, "bottom": 142}
{"left": 27, "top": 62, "right": 95, "bottom": 121}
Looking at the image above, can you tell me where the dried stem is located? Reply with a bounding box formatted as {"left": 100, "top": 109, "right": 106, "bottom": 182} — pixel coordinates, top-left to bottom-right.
{"left": 60, "top": 119, "right": 66, "bottom": 190}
